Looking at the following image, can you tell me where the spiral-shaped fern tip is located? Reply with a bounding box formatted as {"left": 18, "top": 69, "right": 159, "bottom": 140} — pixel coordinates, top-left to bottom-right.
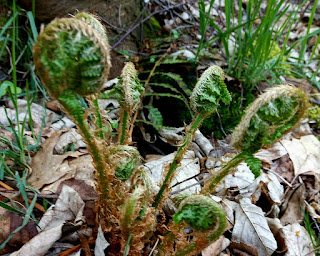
{"left": 33, "top": 17, "right": 110, "bottom": 98}
{"left": 109, "top": 145, "right": 141, "bottom": 180}
{"left": 173, "top": 195, "right": 226, "bottom": 241}
{"left": 190, "top": 65, "right": 231, "bottom": 116}
{"left": 231, "top": 84, "right": 308, "bottom": 153}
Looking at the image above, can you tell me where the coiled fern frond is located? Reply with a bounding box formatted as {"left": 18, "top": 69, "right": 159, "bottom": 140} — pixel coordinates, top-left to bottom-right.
{"left": 202, "top": 84, "right": 308, "bottom": 193}
{"left": 231, "top": 84, "right": 308, "bottom": 153}
{"left": 101, "top": 62, "right": 143, "bottom": 144}
{"left": 153, "top": 66, "right": 231, "bottom": 208}
{"left": 33, "top": 17, "right": 110, "bottom": 98}
{"left": 190, "top": 66, "right": 231, "bottom": 116}
{"left": 160, "top": 195, "right": 226, "bottom": 255}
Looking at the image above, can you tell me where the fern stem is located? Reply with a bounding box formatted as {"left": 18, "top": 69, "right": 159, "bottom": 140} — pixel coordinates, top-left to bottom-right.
{"left": 59, "top": 96, "right": 110, "bottom": 200}
{"left": 201, "top": 153, "right": 245, "bottom": 194}
{"left": 93, "top": 97, "right": 104, "bottom": 139}
{"left": 153, "top": 114, "right": 206, "bottom": 208}
{"left": 119, "top": 110, "right": 129, "bottom": 145}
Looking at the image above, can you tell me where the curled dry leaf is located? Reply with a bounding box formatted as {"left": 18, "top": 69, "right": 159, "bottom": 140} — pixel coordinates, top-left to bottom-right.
{"left": 39, "top": 185, "right": 85, "bottom": 232}
{"left": 28, "top": 132, "right": 83, "bottom": 190}
{"left": 202, "top": 236, "right": 230, "bottom": 256}
{"left": 94, "top": 225, "right": 110, "bottom": 256}
{"left": 231, "top": 198, "right": 277, "bottom": 256}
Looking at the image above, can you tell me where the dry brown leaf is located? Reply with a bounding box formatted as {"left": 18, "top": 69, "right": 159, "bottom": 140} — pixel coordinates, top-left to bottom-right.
{"left": 0, "top": 207, "right": 38, "bottom": 254}
{"left": 27, "top": 132, "right": 83, "bottom": 190}
{"left": 232, "top": 198, "right": 277, "bottom": 256}
{"left": 280, "top": 184, "right": 306, "bottom": 225}
{"left": 202, "top": 236, "right": 228, "bottom": 256}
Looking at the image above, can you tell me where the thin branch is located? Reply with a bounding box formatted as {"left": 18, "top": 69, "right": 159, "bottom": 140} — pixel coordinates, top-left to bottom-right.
{"left": 128, "top": 46, "right": 172, "bottom": 138}
{"left": 111, "top": 2, "right": 185, "bottom": 50}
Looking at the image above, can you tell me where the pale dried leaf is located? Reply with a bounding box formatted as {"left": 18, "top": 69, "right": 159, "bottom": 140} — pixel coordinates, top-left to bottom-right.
{"left": 55, "top": 128, "right": 86, "bottom": 154}
{"left": 143, "top": 150, "right": 201, "bottom": 194}
{"left": 38, "top": 185, "right": 85, "bottom": 232}
{"left": 280, "top": 184, "right": 306, "bottom": 225}
{"left": 254, "top": 142, "right": 287, "bottom": 165}
{"left": 215, "top": 162, "right": 256, "bottom": 197}
{"left": 10, "top": 224, "right": 63, "bottom": 256}
{"left": 281, "top": 135, "right": 320, "bottom": 176}
{"left": 95, "top": 225, "right": 109, "bottom": 256}
{"left": 51, "top": 116, "right": 75, "bottom": 130}
{"left": 283, "top": 223, "right": 315, "bottom": 256}
{"left": 232, "top": 198, "right": 277, "bottom": 256}
{"left": 202, "top": 236, "right": 226, "bottom": 256}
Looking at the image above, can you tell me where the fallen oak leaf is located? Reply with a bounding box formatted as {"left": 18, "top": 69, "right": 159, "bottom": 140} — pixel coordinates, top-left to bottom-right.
{"left": 27, "top": 132, "right": 83, "bottom": 190}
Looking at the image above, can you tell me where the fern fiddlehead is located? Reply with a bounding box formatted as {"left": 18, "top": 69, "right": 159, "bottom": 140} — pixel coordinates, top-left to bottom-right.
{"left": 33, "top": 16, "right": 111, "bottom": 199}
{"left": 202, "top": 84, "right": 308, "bottom": 193}
{"left": 161, "top": 195, "right": 226, "bottom": 255}
{"left": 101, "top": 62, "right": 143, "bottom": 144}
{"left": 74, "top": 12, "right": 111, "bottom": 140}
{"left": 153, "top": 66, "right": 231, "bottom": 208}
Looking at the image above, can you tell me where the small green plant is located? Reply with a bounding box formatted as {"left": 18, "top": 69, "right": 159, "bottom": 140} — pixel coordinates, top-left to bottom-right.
{"left": 32, "top": 12, "right": 308, "bottom": 255}
{"left": 202, "top": 84, "right": 308, "bottom": 193}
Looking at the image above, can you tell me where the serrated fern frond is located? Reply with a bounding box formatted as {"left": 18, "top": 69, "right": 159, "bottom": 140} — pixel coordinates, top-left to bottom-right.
{"left": 33, "top": 17, "right": 110, "bottom": 98}
{"left": 202, "top": 84, "right": 308, "bottom": 193}
{"left": 162, "top": 195, "right": 226, "bottom": 255}
{"left": 190, "top": 66, "right": 231, "bottom": 116}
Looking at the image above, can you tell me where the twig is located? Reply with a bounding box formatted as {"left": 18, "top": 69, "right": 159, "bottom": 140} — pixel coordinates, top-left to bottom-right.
{"left": 128, "top": 46, "right": 172, "bottom": 138}
{"left": 111, "top": 3, "right": 184, "bottom": 50}
{"left": 263, "top": 167, "right": 292, "bottom": 187}
{"left": 0, "top": 181, "right": 46, "bottom": 213}
{"left": 96, "top": 14, "right": 126, "bottom": 32}
{"left": 304, "top": 246, "right": 320, "bottom": 256}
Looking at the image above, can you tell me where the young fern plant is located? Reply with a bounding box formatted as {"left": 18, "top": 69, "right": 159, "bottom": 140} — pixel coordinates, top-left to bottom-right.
{"left": 202, "top": 84, "right": 308, "bottom": 194}
{"left": 33, "top": 17, "right": 112, "bottom": 201}
{"left": 159, "top": 194, "right": 227, "bottom": 256}
{"left": 153, "top": 66, "right": 231, "bottom": 208}
{"left": 101, "top": 62, "right": 143, "bottom": 144}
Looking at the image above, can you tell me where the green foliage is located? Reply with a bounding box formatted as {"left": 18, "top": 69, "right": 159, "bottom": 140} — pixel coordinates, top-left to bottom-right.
{"left": 196, "top": 0, "right": 320, "bottom": 91}
{"left": 33, "top": 18, "right": 110, "bottom": 98}
{"left": 238, "top": 153, "right": 262, "bottom": 178}
{"left": 0, "top": 81, "right": 22, "bottom": 99}
{"left": 173, "top": 204, "right": 214, "bottom": 231}
{"left": 147, "top": 105, "right": 163, "bottom": 131}
{"left": 190, "top": 66, "right": 231, "bottom": 116}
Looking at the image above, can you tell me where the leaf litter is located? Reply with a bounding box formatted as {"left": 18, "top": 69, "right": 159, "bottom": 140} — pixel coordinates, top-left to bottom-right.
{"left": 1, "top": 0, "right": 320, "bottom": 255}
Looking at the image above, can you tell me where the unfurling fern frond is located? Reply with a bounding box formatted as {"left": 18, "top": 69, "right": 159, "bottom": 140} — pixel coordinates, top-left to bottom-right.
{"left": 108, "top": 145, "right": 141, "bottom": 180}
{"left": 190, "top": 65, "right": 231, "bottom": 116}
{"left": 161, "top": 195, "right": 226, "bottom": 255}
{"left": 231, "top": 84, "right": 308, "bottom": 153}
{"left": 33, "top": 15, "right": 112, "bottom": 206}
{"left": 33, "top": 17, "right": 110, "bottom": 98}
{"left": 202, "top": 84, "right": 308, "bottom": 193}
{"left": 153, "top": 65, "right": 231, "bottom": 208}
